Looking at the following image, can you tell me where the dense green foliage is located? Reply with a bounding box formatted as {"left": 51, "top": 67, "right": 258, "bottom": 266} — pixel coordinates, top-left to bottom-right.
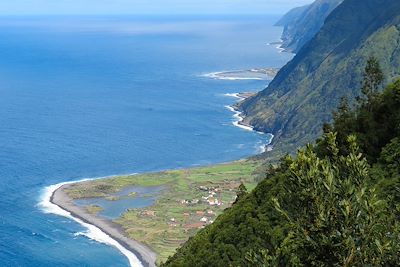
{"left": 263, "top": 135, "right": 399, "bottom": 266}
{"left": 320, "top": 59, "right": 399, "bottom": 163}
{"left": 161, "top": 67, "right": 400, "bottom": 266}
{"left": 276, "top": 0, "right": 343, "bottom": 53}
{"left": 239, "top": 0, "right": 400, "bottom": 152}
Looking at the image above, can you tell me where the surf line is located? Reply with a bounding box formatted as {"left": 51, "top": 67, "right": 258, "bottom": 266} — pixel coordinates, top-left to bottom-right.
{"left": 224, "top": 93, "right": 274, "bottom": 151}
{"left": 38, "top": 177, "right": 145, "bottom": 267}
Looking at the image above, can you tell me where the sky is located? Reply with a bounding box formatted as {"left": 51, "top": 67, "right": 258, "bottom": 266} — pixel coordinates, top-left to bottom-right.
{"left": 0, "top": 0, "right": 314, "bottom": 15}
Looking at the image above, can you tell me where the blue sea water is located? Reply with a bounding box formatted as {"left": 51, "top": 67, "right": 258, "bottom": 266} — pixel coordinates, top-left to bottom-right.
{"left": 0, "top": 16, "right": 293, "bottom": 266}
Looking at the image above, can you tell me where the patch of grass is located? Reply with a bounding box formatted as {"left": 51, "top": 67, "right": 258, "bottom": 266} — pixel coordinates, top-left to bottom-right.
{"left": 85, "top": 205, "right": 103, "bottom": 215}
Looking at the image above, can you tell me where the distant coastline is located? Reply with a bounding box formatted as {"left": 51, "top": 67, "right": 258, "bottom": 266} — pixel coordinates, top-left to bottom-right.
{"left": 202, "top": 67, "right": 279, "bottom": 81}
{"left": 267, "top": 39, "right": 288, "bottom": 53}
{"left": 224, "top": 92, "right": 256, "bottom": 132}
{"left": 224, "top": 92, "right": 274, "bottom": 153}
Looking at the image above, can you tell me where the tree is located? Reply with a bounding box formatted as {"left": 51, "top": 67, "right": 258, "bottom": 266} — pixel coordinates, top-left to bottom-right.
{"left": 379, "top": 137, "right": 400, "bottom": 177}
{"left": 360, "top": 57, "right": 384, "bottom": 104}
{"left": 234, "top": 182, "right": 248, "bottom": 204}
{"left": 270, "top": 133, "right": 400, "bottom": 266}
{"left": 332, "top": 97, "right": 355, "bottom": 154}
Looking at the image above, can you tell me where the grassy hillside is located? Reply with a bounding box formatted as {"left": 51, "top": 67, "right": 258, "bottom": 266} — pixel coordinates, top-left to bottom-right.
{"left": 162, "top": 66, "right": 400, "bottom": 267}
{"left": 239, "top": 0, "right": 400, "bottom": 153}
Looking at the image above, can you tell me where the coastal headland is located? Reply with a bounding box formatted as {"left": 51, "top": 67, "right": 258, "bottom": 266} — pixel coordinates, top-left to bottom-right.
{"left": 50, "top": 160, "right": 265, "bottom": 265}
{"left": 203, "top": 67, "right": 279, "bottom": 80}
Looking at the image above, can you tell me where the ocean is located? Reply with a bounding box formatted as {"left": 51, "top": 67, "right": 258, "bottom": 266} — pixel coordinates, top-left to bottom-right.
{"left": 0, "top": 15, "right": 293, "bottom": 266}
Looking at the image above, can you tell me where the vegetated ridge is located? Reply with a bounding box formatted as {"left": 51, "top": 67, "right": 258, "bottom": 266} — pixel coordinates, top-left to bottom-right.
{"left": 276, "top": 0, "right": 343, "bottom": 53}
{"left": 239, "top": 0, "right": 400, "bottom": 154}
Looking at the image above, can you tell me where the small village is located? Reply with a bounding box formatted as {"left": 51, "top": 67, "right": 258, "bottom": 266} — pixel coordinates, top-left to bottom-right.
{"left": 139, "top": 181, "right": 242, "bottom": 231}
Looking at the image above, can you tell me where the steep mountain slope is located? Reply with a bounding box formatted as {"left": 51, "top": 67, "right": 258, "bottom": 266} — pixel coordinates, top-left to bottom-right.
{"left": 162, "top": 77, "right": 400, "bottom": 267}
{"left": 274, "top": 5, "right": 309, "bottom": 28}
{"left": 277, "top": 0, "right": 343, "bottom": 53}
{"left": 239, "top": 0, "right": 400, "bottom": 152}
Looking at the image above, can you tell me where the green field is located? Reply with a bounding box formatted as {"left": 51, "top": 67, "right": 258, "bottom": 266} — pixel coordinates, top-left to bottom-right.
{"left": 64, "top": 159, "right": 263, "bottom": 264}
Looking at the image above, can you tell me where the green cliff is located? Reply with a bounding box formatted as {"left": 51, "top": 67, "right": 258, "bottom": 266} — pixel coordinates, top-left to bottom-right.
{"left": 239, "top": 0, "right": 400, "bottom": 153}
{"left": 274, "top": 5, "right": 309, "bottom": 28}
{"left": 276, "top": 0, "right": 343, "bottom": 53}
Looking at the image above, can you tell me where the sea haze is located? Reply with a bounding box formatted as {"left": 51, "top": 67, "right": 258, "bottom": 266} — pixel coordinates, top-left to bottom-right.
{"left": 0, "top": 15, "right": 293, "bottom": 266}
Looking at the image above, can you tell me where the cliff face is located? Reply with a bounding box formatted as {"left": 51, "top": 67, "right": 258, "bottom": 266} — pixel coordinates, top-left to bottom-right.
{"left": 274, "top": 5, "right": 309, "bottom": 28}
{"left": 240, "top": 0, "right": 400, "bottom": 151}
{"left": 277, "top": 0, "right": 343, "bottom": 53}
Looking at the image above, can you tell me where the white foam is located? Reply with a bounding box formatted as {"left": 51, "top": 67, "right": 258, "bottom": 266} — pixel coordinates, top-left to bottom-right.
{"left": 267, "top": 38, "right": 285, "bottom": 53}
{"left": 276, "top": 39, "right": 285, "bottom": 53}
{"left": 202, "top": 72, "right": 264, "bottom": 80}
{"left": 222, "top": 77, "right": 264, "bottom": 81}
{"left": 224, "top": 104, "right": 268, "bottom": 135}
{"left": 224, "top": 101, "right": 275, "bottom": 154}
{"left": 267, "top": 134, "right": 275, "bottom": 146}
{"left": 224, "top": 93, "right": 244, "bottom": 100}
{"left": 256, "top": 142, "right": 266, "bottom": 154}
{"left": 38, "top": 178, "right": 143, "bottom": 267}
{"left": 224, "top": 105, "right": 254, "bottom": 132}
{"left": 265, "top": 134, "right": 275, "bottom": 152}
{"left": 233, "top": 120, "right": 254, "bottom": 131}
{"left": 255, "top": 133, "right": 274, "bottom": 154}
{"left": 224, "top": 105, "right": 235, "bottom": 113}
